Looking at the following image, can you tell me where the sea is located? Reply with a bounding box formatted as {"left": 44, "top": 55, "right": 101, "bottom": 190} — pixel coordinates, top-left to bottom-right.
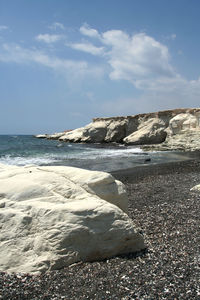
{"left": 0, "top": 135, "right": 190, "bottom": 172}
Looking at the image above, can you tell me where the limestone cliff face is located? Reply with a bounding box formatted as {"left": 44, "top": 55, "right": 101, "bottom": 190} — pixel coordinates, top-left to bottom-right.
{"left": 38, "top": 108, "right": 200, "bottom": 151}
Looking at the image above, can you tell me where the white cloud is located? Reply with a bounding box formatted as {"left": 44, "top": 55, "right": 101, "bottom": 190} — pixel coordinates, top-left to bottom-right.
{"left": 1, "top": 23, "right": 200, "bottom": 112}
{"left": 80, "top": 23, "right": 100, "bottom": 38}
{"left": 70, "top": 25, "right": 199, "bottom": 101}
{"left": 69, "top": 42, "right": 104, "bottom": 56}
{"left": 0, "top": 25, "right": 8, "bottom": 31}
{"left": 0, "top": 43, "right": 104, "bottom": 80}
{"left": 101, "top": 31, "right": 175, "bottom": 84}
{"left": 49, "top": 22, "right": 65, "bottom": 30}
{"left": 77, "top": 27, "right": 176, "bottom": 89}
{"left": 35, "top": 34, "right": 63, "bottom": 44}
{"left": 77, "top": 25, "right": 200, "bottom": 111}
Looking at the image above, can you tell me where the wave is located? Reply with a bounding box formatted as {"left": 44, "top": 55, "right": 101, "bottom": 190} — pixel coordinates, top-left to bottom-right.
{"left": 0, "top": 155, "right": 57, "bottom": 166}
{"left": 0, "top": 147, "right": 146, "bottom": 166}
{"left": 69, "top": 147, "right": 145, "bottom": 159}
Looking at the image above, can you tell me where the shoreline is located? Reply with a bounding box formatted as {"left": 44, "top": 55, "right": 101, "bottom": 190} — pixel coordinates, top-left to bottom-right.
{"left": 1, "top": 135, "right": 199, "bottom": 172}
{"left": 111, "top": 152, "right": 200, "bottom": 181}
{"left": 0, "top": 155, "right": 200, "bottom": 299}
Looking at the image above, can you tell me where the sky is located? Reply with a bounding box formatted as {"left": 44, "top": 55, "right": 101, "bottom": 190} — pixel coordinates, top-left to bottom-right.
{"left": 0, "top": 0, "right": 200, "bottom": 134}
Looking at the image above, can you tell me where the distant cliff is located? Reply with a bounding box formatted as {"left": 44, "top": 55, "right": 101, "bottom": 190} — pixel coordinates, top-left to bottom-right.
{"left": 35, "top": 108, "right": 200, "bottom": 151}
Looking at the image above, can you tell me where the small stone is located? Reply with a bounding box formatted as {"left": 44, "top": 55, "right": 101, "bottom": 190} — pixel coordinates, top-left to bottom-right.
{"left": 0, "top": 202, "right": 5, "bottom": 208}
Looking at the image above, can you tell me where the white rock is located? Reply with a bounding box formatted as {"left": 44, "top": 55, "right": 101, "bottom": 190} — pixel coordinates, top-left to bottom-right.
{"left": 105, "top": 120, "right": 127, "bottom": 143}
{"left": 59, "top": 121, "right": 108, "bottom": 143}
{"left": 35, "top": 109, "right": 200, "bottom": 150}
{"left": 59, "top": 127, "right": 85, "bottom": 142}
{"left": 82, "top": 121, "right": 108, "bottom": 143}
{"left": 0, "top": 164, "right": 145, "bottom": 274}
{"left": 47, "top": 132, "right": 66, "bottom": 139}
{"left": 169, "top": 113, "right": 198, "bottom": 135}
{"left": 123, "top": 118, "right": 167, "bottom": 145}
{"left": 34, "top": 134, "right": 48, "bottom": 139}
{"left": 190, "top": 184, "right": 200, "bottom": 192}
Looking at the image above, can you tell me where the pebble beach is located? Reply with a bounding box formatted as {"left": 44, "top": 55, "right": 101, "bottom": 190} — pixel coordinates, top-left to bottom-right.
{"left": 0, "top": 156, "right": 200, "bottom": 299}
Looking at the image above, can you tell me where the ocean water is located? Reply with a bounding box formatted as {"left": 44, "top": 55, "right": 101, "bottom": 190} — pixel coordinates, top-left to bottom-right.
{"left": 0, "top": 135, "right": 189, "bottom": 172}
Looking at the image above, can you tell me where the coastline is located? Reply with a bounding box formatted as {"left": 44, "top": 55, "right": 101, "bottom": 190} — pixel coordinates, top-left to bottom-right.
{"left": 1, "top": 134, "right": 197, "bottom": 172}
{"left": 0, "top": 156, "right": 200, "bottom": 299}
{"left": 111, "top": 150, "right": 200, "bottom": 180}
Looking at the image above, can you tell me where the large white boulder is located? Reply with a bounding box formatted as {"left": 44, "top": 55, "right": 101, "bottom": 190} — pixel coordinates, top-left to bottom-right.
{"left": 59, "top": 121, "right": 108, "bottom": 143}
{"left": 0, "top": 164, "right": 145, "bottom": 274}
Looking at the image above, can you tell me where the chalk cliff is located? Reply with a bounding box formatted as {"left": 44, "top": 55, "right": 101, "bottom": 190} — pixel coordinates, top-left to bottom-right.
{"left": 36, "top": 108, "right": 200, "bottom": 151}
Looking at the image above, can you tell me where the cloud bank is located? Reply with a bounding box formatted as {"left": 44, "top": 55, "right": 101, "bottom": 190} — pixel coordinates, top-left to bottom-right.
{"left": 68, "top": 24, "right": 200, "bottom": 110}
{"left": 0, "top": 43, "right": 104, "bottom": 81}
{"left": 69, "top": 24, "right": 177, "bottom": 90}
{"left": 0, "top": 22, "right": 200, "bottom": 113}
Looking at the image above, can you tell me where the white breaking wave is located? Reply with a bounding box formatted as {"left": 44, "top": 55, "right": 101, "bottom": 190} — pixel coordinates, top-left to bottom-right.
{"left": 0, "top": 147, "right": 145, "bottom": 166}
{"left": 68, "top": 147, "right": 144, "bottom": 159}
{"left": 0, "top": 155, "right": 57, "bottom": 166}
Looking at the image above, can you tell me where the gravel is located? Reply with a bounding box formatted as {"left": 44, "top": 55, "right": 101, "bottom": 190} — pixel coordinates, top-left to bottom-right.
{"left": 0, "top": 158, "right": 200, "bottom": 299}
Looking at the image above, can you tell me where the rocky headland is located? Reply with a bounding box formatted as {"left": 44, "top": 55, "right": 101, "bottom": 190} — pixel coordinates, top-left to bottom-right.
{"left": 36, "top": 108, "right": 200, "bottom": 151}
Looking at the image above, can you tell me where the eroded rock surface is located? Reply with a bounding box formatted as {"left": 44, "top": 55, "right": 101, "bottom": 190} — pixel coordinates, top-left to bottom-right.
{"left": 168, "top": 113, "right": 199, "bottom": 135}
{"left": 36, "top": 108, "right": 200, "bottom": 151}
{"left": 0, "top": 164, "right": 145, "bottom": 274}
{"left": 123, "top": 118, "right": 167, "bottom": 145}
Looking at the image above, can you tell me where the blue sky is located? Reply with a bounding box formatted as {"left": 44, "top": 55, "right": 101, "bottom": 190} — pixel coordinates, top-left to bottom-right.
{"left": 0, "top": 0, "right": 200, "bottom": 134}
